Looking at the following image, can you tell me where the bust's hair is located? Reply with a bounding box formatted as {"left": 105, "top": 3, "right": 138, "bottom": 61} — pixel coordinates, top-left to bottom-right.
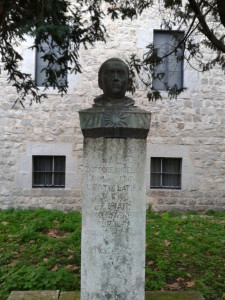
{"left": 98, "top": 58, "right": 129, "bottom": 90}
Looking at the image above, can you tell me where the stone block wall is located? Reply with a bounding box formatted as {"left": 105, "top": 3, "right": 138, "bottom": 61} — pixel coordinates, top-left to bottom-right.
{"left": 0, "top": 3, "right": 224, "bottom": 211}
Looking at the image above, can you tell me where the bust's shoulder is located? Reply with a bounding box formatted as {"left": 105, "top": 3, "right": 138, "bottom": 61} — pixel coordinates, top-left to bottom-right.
{"left": 93, "top": 94, "right": 104, "bottom": 106}
{"left": 124, "top": 96, "right": 135, "bottom": 106}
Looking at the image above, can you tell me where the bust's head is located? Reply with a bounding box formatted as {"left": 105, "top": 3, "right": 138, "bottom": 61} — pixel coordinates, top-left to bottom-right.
{"left": 98, "top": 58, "right": 129, "bottom": 99}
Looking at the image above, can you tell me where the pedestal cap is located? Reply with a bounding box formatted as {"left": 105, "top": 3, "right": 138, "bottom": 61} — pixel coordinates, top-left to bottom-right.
{"left": 79, "top": 106, "right": 151, "bottom": 139}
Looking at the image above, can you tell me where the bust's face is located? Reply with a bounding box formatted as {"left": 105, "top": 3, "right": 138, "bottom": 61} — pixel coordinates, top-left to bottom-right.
{"left": 101, "top": 60, "right": 128, "bottom": 98}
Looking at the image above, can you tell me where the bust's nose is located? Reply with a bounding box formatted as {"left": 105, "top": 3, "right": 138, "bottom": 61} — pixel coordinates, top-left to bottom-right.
{"left": 113, "top": 71, "right": 119, "bottom": 81}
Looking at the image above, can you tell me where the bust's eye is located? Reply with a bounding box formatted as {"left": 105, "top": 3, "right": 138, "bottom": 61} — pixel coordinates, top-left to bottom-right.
{"left": 106, "top": 70, "right": 114, "bottom": 75}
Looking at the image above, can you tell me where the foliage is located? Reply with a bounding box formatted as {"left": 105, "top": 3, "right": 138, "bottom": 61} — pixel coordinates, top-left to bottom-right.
{"left": 0, "top": 0, "right": 106, "bottom": 106}
{"left": 0, "top": 208, "right": 224, "bottom": 299}
{"left": 1, "top": 0, "right": 225, "bottom": 105}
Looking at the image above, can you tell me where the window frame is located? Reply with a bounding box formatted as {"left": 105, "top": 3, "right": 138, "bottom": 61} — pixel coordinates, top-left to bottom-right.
{"left": 150, "top": 157, "right": 182, "bottom": 190}
{"left": 32, "top": 155, "right": 66, "bottom": 188}
{"left": 152, "top": 29, "right": 184, "bottom": 91}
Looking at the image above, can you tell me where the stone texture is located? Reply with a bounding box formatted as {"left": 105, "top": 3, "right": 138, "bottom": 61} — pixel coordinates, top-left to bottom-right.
{"left": 7, "top": 291, "right": 60, "bottom": 300}
{"left": 81, "top": 138, "right": 147, "bottom": 299}
{"left": 0, "top": 1, "right": 225, "bottom": 211}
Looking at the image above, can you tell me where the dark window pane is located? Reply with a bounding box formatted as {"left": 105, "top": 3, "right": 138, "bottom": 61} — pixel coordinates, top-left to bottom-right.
{"left": 151, "top": 158, "right": 161, "bottom": 172}
{"left": 33, "top": 172, "right": 45, "bottom": 186}
{"left": 151, "top": 173, "right": 161, "bottom": 187}
{"left": 54, "top": 156, "right": 65, "bottom": 172}
{"left": 44, "top": 157, "right": 52, "bottom": 172}
{"left": 45, "top": 172, "right": 53, "bottom": 186}
{"left": 162, "top": 174, "right": 180, "bottom": 188}
{"left": 33, "top": 157, "right": 39, "bottom": 171}
{"left": 162, "top": 158, "right": 181, "bottom": 173}
{"left": 33, "top": 156, "right": 52, "bottom": 172}
{"left": 54, "top": 172, "right": 65, "bottom": 186}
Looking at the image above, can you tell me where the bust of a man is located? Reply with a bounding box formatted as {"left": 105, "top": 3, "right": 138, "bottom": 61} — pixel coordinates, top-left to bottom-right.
{"left": 93, "top": 58, "right": 135, "bottom": 107}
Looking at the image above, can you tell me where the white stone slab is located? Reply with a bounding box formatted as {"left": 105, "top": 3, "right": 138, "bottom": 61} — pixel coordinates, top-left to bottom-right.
{"left": 8, "top": 290, "right": 60, "bottom": 300}
{"left": 81, "top": 138, "right": 147, "bottom": 300}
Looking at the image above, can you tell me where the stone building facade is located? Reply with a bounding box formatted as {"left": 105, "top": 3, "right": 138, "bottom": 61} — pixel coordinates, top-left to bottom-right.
{"left": 0, "top": 4, "right": 224, "bottom": 211}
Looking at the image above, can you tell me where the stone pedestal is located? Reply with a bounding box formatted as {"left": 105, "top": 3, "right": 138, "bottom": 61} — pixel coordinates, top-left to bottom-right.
{"left": 79, "top": 106, "right": 151, "bottom": 300}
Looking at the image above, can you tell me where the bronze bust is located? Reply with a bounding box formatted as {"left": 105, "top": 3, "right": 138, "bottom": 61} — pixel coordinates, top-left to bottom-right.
{"left": 79, "top": 57, "right": 151, "bottom": 138}
{"left": 93, "top": 58, "right": 135, "bottom": 107}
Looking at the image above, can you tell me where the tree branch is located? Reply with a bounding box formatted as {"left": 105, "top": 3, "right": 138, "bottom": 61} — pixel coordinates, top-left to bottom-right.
{"left": 188, "top": 0, "right": 225, "bottom": 52}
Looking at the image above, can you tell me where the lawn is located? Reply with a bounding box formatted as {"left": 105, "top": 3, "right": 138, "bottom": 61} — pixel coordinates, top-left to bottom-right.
{"left": 0, "top": 208, "right": 224, "bottom": 300}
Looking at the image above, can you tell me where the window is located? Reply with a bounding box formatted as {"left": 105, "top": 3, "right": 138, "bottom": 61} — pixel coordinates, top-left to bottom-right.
{"left": 33, "top": 156, "right": 66, "bottom": 188}
{"left": 153, "top": 30, "right": 184, "bottom": 90}
{"left": 35, "top": 37, "right": 67, "bottom": 87}
{"left": 151, "top": 158, "right": 182, "bottom": 189}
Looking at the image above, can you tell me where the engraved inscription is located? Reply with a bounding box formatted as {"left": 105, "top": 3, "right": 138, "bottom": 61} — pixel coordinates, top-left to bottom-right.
{"left": 84, "top": 155, "right": 144, "bottom": 239}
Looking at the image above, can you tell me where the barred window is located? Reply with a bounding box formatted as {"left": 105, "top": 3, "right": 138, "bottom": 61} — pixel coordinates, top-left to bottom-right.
{"left": 151, "top": 157, "right": 182, "bottom": 189}
{"left": 153, "top": 30, "right": 184, "bottom": 91}
{"left": 33, "top": 156, "right": 65, "bottom": 188}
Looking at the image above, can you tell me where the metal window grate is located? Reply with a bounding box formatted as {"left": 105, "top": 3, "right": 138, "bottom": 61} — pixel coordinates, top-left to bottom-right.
{"left": 150, "top": 157, "right": 182, "bottom": 189}
{"left": 33, "top": 156, "right": 66, "bottom": 188}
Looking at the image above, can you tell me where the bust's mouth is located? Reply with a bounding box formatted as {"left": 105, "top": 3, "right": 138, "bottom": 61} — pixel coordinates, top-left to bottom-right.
{"left": 112, "top": 84, "right": 122, "bottom": 91}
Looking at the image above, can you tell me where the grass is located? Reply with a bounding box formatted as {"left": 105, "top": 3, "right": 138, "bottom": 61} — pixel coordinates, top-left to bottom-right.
{"left": 0, "top": 208, "right": 224, "bottom": 300}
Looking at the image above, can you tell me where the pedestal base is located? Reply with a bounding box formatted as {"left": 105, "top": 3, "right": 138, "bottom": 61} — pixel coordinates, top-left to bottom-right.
{"left": 81, "top": 138, "right": 147, "bottom": 300}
